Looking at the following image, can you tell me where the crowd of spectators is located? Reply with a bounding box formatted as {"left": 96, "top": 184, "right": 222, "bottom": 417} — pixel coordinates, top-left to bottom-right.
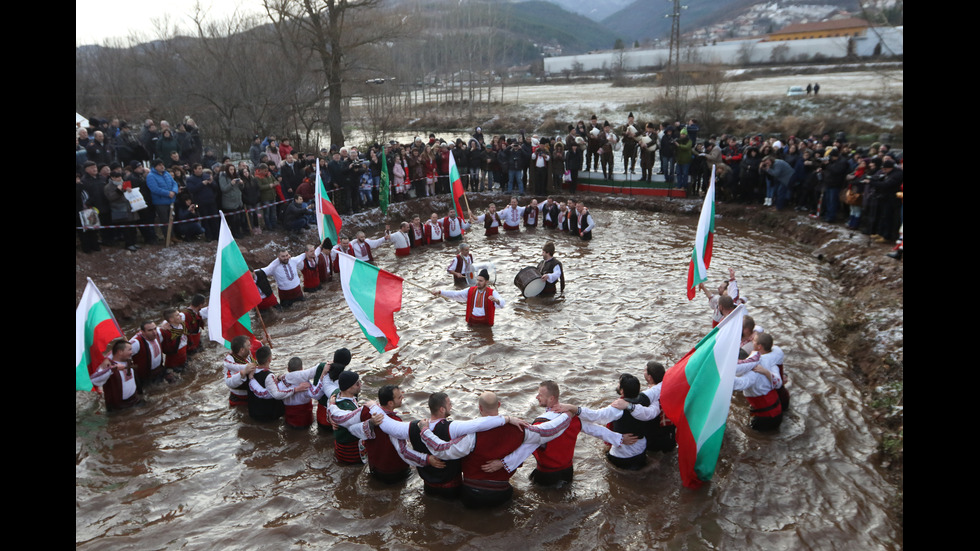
{"left": 76, "top": 114, "right": 903, "bottom": 255}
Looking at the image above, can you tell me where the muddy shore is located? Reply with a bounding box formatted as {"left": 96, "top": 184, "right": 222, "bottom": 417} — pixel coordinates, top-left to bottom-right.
{"left": 75, "top": 192, "right": 903, "bottom": 526}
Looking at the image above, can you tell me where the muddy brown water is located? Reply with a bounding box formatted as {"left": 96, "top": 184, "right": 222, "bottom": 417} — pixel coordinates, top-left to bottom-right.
{"left": 75, "top": 208, "right": 900, "bottom": 550}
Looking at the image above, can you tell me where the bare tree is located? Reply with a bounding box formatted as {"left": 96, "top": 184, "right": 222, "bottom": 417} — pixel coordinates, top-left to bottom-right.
{"left": 770, "top": 43, "right": 790, "bottom": 64}
{"left": 262, "top": 0, "right": 408, "bottom": 147}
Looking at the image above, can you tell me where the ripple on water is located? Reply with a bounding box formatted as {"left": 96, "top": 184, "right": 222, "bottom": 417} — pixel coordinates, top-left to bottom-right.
{"left": 76, "top": 209, "right": 900, "bottom": 550}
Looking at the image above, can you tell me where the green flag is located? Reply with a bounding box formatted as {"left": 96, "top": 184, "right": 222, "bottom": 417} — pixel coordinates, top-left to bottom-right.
{"left": 379, "top": 148, "right": 390, "bottom": 215}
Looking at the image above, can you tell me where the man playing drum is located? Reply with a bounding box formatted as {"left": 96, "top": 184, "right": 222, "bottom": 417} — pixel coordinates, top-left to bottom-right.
{"left": 431, "top": 269, "right": 505, "bottom": 327}
{"left": 537, "top": 241, "right": 565, "bottom": 295}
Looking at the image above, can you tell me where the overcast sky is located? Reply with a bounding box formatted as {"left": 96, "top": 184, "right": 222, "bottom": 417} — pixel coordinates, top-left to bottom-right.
{"left": 76, "top": 0, "right": 264, "bottom": 46}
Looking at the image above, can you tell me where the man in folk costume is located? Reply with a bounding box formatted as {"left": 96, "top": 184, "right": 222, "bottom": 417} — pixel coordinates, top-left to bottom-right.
{"left": 272, "top": 356, "right": 318, "bottom": 429}
{"left": 183, "top": 294, "right": 207, "bottom": 355}
{"left": 447, "top": 243, "right": 476, "bottom": 287}
{"left": 223, "top": 335, "right": 256, "bottom": 407}
{"left": 432, "top": 269, "right": 505, "bottom": 327}
{"left": 253, "top": 269, "right": 279, "bottom": 311}
{"left": 408, "top": 214, "right": 426, "bottom": 248}
{"left": 575, "top": 202, "right": 595, "bottom": 241}
{"left": 586, "top": 114, "right": 602, "bottom": 172}
{"left": 621, "top": 121, "right": 639, "bottom": 175}
{"left": 358, "top": 391, "right": 523, "bottom": 499}
{"left": 130, "top": 320, "right": 164, "bottom": 384}
{"left": 262, "top": 249, "right": 308, "bottom": 307}
{"left": 441, "top": 209, "right": 470, "bottom": 241}
{"left": 424, "top": 212, "right": 445, "bottom": 244}
{"left": 471, "top": 203, "right": 502, "bottom": 236}
{"left": 525, "top": 380, "right": 583, "bottom": 486}
{"left": 389, "top": 222, "right": 412, "bottom": 257}
{"left": 564, "top": 199, "right": 578, "bottom": 233}
{"left": 310, "top": 348, "right": 351, "bottom": 432}
{"left": 557, "top": 202, "right": 571, "bottom": 232}
{"left": 351, "top": 230, "right": 390, "bottom": 262}
{"left": 638, "top": 123, "right": 658, "bottom": 182}
{"left": 330, "top": 236, "right": 355, "bottom": 273}
{"left": 418, "top": 391, "right": 572, "bottom": 508}
{"left": 243, "top": 346, "right": 289, "bottom": 423}
{"left": 331, "top": 371, "right": 365, "bottom": 464}
{"left": 328, "top": 385, "right": 434, "bottom": 484}
{"left": 732, "top": 341, "right": 784, "bottom": 432}
{"left": 599, "top": 122, "right": 617, "bottom": 180}
{"left": 90, "top": 338, "right": 144, "bottom": 412}
{"left": 159, "top": 309, "right": 188, "bottom": 371}
{"left": 523, "top": 198, "right": 541, "bottom": 229}
{"left": 540, "top": 196, "right": 560, "bottom": 228}
{"left": 736, "top": 332, "right": 790, "bottom": 413}
{"left": 300, "top": 244, "right": 324, "bottom": 292}
{"left": 499, "top": 196, "right": 526, "bottom": 231}
{"left": 537, "top": 241, "right": 565, "bottom": 295}
{"left": 641, "top": 361, "right": 676, "bottom": 453}
{"left": 698, "top": 267, "right": 740, "bottom": 328}
{"left": 316, "top": 238, "right": 333, "bottom": 284}
{"left": 556, "top": 373, "right": 656, "bottom": 470}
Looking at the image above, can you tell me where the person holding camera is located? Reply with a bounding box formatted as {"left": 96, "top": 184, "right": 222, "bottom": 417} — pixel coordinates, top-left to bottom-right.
{"left": 219, "top": 164, "right": 245, "bottom": 237}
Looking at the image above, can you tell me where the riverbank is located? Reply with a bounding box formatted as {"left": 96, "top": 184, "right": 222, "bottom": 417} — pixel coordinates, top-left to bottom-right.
{"left": 75, "top": 192, "right": 902, "bottom": 528}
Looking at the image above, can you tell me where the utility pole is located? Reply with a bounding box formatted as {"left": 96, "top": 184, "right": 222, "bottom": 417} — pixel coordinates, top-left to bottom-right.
{"left": 664, "top": 0, "right": 687, "bottom": 98}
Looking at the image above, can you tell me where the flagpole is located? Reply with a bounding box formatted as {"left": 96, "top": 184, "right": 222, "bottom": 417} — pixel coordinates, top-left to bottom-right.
{"left": 254, "top": 307, "right": 273, "bottom": 348}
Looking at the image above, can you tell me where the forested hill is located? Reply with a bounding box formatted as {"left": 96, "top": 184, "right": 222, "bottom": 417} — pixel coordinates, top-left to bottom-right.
{"left": 412, "top": 0, "right": 622, "bottom": 57}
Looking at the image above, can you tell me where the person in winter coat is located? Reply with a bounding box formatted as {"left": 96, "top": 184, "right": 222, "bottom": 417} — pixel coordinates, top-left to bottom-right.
{"left": 155, "top": 128, "right": 180, "bottom": 161}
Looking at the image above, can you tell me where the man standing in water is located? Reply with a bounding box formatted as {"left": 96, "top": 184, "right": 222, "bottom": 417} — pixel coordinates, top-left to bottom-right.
{"left": 262, "top": 249, "right": 308, "bottom": 308}
{"left": 431, "top": 269, "right": 505, "bottom": 327}
{"left": 447, "top": 242, "right": 476, "bottom": 287}
{"left": 575, "top": 202, "right": 595, "bottom": 241}
{"left": 537, "top": 241, "right": 565, "bottom": 295}
{"left": 90, "top": 338, "right": 143, "bottom": 412}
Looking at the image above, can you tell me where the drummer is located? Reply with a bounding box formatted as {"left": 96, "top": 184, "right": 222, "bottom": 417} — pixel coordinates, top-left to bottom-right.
{"left": 537, "top": 241, "right": 565, "bottom": 295}
{"left": 447, "top": 243, "right": 476, "bottom": 287}
{"left": 431, "top": 268, "right": 505, "bottom": 327}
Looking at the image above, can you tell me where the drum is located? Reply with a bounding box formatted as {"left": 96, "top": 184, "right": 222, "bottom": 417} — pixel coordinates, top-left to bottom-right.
{"left": 514, "top": 267, "right": 546, "bottom": 297}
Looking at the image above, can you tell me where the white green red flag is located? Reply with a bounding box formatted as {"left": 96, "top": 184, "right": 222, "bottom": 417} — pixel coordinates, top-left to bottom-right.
{"left": 337, "top": 251, "right": 403, "bottom": 354}
{"left": 208, "top": 212, "right": 263, "bottom": 351}
{"left": 315, "top": 161, "right": 343, "bottom": 246}
{"left": 448, "top": 150, "right": 466, "bottom": 222}
{"left": 75, "top": 278, "right": 124, "bottom": 391}
{"left": 687, "top": 165, "right": 716, "bottom": 300}
{"left": 661, "top": 304, "right": 745, "bottom": 489}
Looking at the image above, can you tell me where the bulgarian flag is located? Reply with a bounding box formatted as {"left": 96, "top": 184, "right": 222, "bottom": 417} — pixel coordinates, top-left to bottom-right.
{"left": 315, "top": 161, "right": 343, "bottom": 246}
{"left": 687, "top": 165, "right": 716, "bottom": 300}
{"left": 208, "top": 212, "right": 263, "bottom": 351}
{"left": 75, "top": 278, "right": 125, "bottom": 391}
{"left": 661, "top": 304, "right": 746, "bottom": 489}
{"left": 448, "top": 149, "right": 466, "bottom": 222}
{"left": 337, "top": 251, "right": 403, "bottom": 354}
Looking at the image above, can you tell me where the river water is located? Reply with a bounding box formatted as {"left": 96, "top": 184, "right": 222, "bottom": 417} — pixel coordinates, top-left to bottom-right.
{"left": 75, "top": 207, "right": 900, "bottom": 550}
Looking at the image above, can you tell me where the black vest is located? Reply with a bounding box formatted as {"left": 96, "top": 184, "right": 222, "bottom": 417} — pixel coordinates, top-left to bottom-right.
{"left": 543, "top": 204, "right": 560, "bottom": 227}
{"left": 409, "top": 419, "right": 462, "bottom": 484}
{"left": 247, "top": 370, "right": 285, "bottom": 422}
{"left": 536, "top": 257, "right": 565, "bottom": 294}
{"left": 611, "top": 393, "right": 652, "bottom": 437}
